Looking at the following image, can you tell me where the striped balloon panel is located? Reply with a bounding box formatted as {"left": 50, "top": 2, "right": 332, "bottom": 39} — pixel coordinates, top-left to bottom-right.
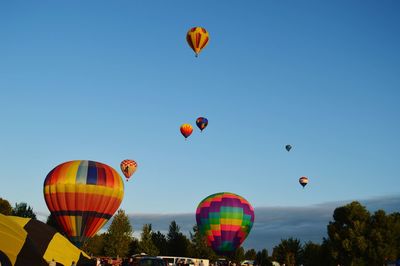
{"left": 43, "top": 160, "right": 124, "bottom": 246}
{"left": 0, "top": 215, "right": 94, "bottom": 266}
{"left": 196, "top": 192, "right": 254, "bottom": 254}
{"left": 186, "top": 27, "right": 209, "bottom": 55}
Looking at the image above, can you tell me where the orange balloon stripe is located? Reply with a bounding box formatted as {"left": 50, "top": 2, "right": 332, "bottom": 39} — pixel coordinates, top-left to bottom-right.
{"left": 45, "top": 192, "right": 121, "bottom": 214}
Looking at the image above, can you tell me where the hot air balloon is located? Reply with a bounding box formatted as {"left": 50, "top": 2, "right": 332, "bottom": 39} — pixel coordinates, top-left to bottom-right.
{"left": 196, "top": 192, "right": 255, "bottom": 255}
{"left": 299, "top": 176, "right": 309, "bottom": 188}
{"left": 180, "top": 124, "right": 193, "bottom": 139}
{"left": 285, "top": 145, "right": 292, "bottom": 152}
{"left": 186, "top": 27, "right": 209, "bottom": 57}
{"left": 0, "top": 214, "right": 92, "bottom": 266}
{"left": 43, "top": 160, "right": 124, "bottom": 247}
{"left": 196, "top": 117, "right": 208, "bottom": 132}
{"left": 120, "top": 159, "right": 137, "bottom": 181}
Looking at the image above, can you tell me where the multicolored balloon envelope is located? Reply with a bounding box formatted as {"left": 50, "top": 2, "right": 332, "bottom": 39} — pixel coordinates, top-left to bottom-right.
{"left": 186, "top": 27, "right": 209, "bottom": 57}
{"left": 43, "top": 160, "right": 124, "bottom": 246}
{"left": 299, "top": 176, "right": 309, "bottom": 188}
{"left": 120, "top": 159, "right": 137, "bottom": 181}
{"left": 196, "top": 117, "right": 208, "bottom": 132}
{"left": 180, "top": 123, "right": 193, "bottom": 139}
{"left": 196, "top": 192, "right": 255, "bottom": 255}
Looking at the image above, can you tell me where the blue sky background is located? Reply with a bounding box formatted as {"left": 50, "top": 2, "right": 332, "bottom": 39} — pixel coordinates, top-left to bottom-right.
{"left": 1, "top": 0, "right": 399, "bottom": 250}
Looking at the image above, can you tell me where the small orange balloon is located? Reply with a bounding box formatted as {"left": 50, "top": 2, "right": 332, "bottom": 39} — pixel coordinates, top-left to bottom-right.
{"left": 180, "top": 124, "right": 193, "bottom": 139}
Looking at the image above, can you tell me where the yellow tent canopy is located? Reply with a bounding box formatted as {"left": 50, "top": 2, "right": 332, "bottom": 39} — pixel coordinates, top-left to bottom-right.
{"left": 0, "top": 214, "right": 94, "bottom": 266}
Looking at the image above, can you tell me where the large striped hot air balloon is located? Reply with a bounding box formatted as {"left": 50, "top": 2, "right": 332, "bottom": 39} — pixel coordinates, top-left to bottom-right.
{"left": 196, "top": 192, "right": 255, "bottom": 255}
{"left": 43, "top": 160, "right": 124, "bottom": 246}
{"left": 186, "top": 27, "right": 209, "bottom": 57}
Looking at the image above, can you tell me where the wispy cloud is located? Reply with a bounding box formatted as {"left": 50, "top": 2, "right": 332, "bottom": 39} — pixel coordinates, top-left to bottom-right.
{"left": 122, "top": 195, "right": 400, "bottom": 252}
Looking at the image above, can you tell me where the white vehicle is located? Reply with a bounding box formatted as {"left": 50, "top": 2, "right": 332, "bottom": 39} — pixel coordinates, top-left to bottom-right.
{"left": 157, "top": 256, "right": 209, "bottom": 266}
{"left": 240, "top": 260, "right": 254, "bottom": 266}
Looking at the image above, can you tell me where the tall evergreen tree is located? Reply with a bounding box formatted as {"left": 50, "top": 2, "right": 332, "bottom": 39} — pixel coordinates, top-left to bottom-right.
{"left": 139, "top": 224, "right": 159, "bottom": 256}
{"left": 255, "top": 249, "right": 272, "bottom": 266}
{"left": 152, "top": 231, "right": 168, "bottom": 256}
{"left": 12, "top": 202, "right": 36, "bottom": 219}
{"left": 167, "top": 220, "right": 190, "bottom": 256}
{"left": 104, "top": 209, "right": 133, "bottom": 257}
{"left": 189, "top": 225, "right": 216, "bottom": 259}
{"left": 129, "top": 237, "right": 140, "bottom": 256}
{"left": 244, "top": 249, "right": 257, "bottom": 260}
{"left": 82, "top": 233, "right": 106, "bottom": 256}
{"left": 302, "top": 241, "right": 324, "bottom": 266}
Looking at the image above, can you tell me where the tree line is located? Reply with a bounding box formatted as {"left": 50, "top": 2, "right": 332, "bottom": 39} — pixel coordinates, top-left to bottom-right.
{"left": 1, "top": 197, "right": 399, "bottom": 266}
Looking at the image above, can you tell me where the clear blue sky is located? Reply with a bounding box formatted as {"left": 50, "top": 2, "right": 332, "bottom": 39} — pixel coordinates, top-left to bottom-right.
{"left": 0, "top": 1, "right": 399, "bottom": 219}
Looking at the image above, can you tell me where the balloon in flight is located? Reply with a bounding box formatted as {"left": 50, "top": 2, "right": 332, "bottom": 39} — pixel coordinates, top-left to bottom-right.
{"left": 196, "top": 192, "right": 255, "bottom": 254}
{"left": 196, "top": 117, "right": 208, "bottom": 132}
{"left": 285, "top": 145, "right": 292, "bottom": 152}
{"left": 180, "top": 124, "right": 193, "bottom": 139}
{"left": 120, "top": 159, "right": 137, "bottom": 181}
{"left": 186, "top": 27, "right": 209, "bottom": 57}
{"left": 43, "top": 160, "right": 124, "bottom": 246}
{"left": 299, "top": 176, "right": 309, "bottom": 188}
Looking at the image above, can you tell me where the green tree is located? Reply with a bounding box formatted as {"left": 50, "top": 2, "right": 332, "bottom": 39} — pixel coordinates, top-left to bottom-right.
{"left": 12, "top": 202, "right": 36, "bottom": 219}
{"left": 0, "top": 198, "right": 12, "bottom": 215}
{"left": 189, "top": 225, "right": 216, "bottom": 259}
{"left": 302, "top": 241, "right": 324, "bottom": 266}
{"left": 366, "top": 210, "right": 400, "bottom": 264}
{"left": 46, "top": 213, "right": 63, "bottom": 233}
{"left": 327, "top": 201, "right": 370, "bottom": 266}
{"left": 255, "top": 249, "right": 272, "bottom": 266}
{"left": 152, "top": 231, "right": 168, "bottom": 255}
{"left": 104, "top": 209, "right": 133, "bottom": 257}
{"left": 83, "top": 233, "right": 106, "bottom": 256}
{"left": 228, "top": 247, "right": 245, "bottom": 264}
{"left": 167, "top": 220, "right": 190, "bottom": 256}
{"left": 139, "top": 224, "right": 159, "bottom": 256}
{"left": 272, "top": 238, "right": 303, "bottom": 266}
{"left": 129, "top": 237, "right": 140, "bottom": 256}
{"left": 244, "top": 249, "right": 257, "bottom": 260}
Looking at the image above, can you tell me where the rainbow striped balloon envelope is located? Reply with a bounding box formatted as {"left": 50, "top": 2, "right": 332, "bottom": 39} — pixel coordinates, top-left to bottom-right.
{"left": 196, "top": 192, "right": 255, "bottom": 254}
{"left": 43, "top": 160, "right": 124, "bottom": 246}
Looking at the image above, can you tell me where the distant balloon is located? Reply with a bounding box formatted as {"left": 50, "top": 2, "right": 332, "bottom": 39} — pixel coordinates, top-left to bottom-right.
{"left": 299, "top": 176, "right": 309, "bottom": 188}
{"left": 196, "top": 117, "right": 208, "bottom": 132}
{"left": 196, "top": 192, "right": 255, "bottom": 255}
{"left": 285, "top": 145, "right": 292, "bottom": 152}
{"left": 186, "top": 27, "right": 209, "bottom": 57}
{"left": 43, "top": 160, "right": 124, "bottom": 247}
{"left": 180, "top": 124, "right": 193, "bottom": 139}
{"left": 120, "top": 159, "right": 137, "bottom": 181}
